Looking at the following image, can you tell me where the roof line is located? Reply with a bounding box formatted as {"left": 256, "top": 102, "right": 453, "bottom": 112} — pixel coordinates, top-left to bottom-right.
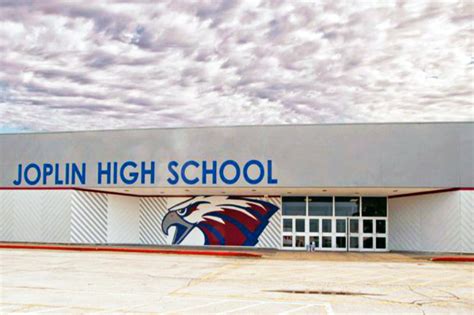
{"left": 1, "top": 121, "right": 473, "bottom": 136}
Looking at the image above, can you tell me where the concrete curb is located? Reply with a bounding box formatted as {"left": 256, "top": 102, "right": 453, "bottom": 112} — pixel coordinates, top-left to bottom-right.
{"left": 0, "top": 243, "right": 262, "bottom": 258}
{"left": 431, "top": 256, "right": 474, "bottom": 262}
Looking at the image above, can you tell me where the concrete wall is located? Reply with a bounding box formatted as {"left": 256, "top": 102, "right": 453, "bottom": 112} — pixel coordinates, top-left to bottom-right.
{"left": 0, "top": 190, "right": 282, "bottom": 248}
{"left": 389, "top": 191, "right": 473, "bottom": 253}
{"left": 1, "top": 122, "right": 472, "bottom": 188}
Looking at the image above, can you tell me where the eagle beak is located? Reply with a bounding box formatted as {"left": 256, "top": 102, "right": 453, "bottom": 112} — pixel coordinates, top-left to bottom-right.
{"left": 161, "top": 211, "right": 194, "bottom": 245}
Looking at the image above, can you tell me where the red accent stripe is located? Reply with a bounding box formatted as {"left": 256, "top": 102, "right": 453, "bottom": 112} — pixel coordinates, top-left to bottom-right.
{"left": 388, "top": 187, "right": 474, "bottom": 199}
{"left": 1, "top": 186, "right": 473, "bottom": 198}
{"left": 431, "top": 256, "right": 474, "bottom": 262}
{"left": 0, "top": 243, "right": 262, "bottom": 258}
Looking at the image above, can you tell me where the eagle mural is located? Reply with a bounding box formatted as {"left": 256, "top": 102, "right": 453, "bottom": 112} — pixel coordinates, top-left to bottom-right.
{"left": 162, "top": 196, "right": 278, "bottom": 246}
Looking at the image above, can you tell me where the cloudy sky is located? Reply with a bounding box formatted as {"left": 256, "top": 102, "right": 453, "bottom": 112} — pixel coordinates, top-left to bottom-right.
{"left": 0, "top": 0, "right": 472, "bottom": 132}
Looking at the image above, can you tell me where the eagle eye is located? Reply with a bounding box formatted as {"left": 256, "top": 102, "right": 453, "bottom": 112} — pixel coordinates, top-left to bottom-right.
{"left": 177, "top": 207, "right": 188, "bottom": 216}
{"left": 175, "top": 201, "right": 209, "bottom": 217}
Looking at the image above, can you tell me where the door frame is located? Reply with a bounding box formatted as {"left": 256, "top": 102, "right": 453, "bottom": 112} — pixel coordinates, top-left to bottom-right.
{"left": 280, "top": 196, "right": 389, "bottom": 251}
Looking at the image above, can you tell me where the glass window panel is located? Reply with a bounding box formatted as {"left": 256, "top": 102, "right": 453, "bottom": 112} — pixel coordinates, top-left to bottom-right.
{"left": 350, "top": 219, "right": 359, "bottom": 233}
{"left": 295, "top": 219, "right": 305, "bottom": 233}
{"left": 309, "top": 219, "right": 319, "bottom": 233}
{"left": 336, "top": 237, "right": 346, "bottom": 248}
{"left": 283, "top": 235, "right": 293, "bottom": 247}
{"left": 335, "top": 197, "right": 360, "bottom": 216}
{"left": 282, "top": 197, "right": 306, "bottom": 216}
{"left": 362, "top": 197, "right": 387, "bottom": 217}
{"left": 309, "top": 236, "right": 319, "bottom": 248}
{"left": 308, "top": 197, "right": 333, "bottom": 216}
{"left": 283, "top": 219, "right": 292, "bottom": 232}
{"left": 363, "top": 237, "right": 373, "bottom": 249}
{"left": 350, "top": 237, "right": 359, "bottom": 248}
{"left": 376, "top": 220, "right": 386, "bottom": 234}
{"left": 322, "top": 219, "right": 332, "bottom": 233}
{"left": 336, "top": 219, "right": 346, "bottom": 233}
{"left": 376, "top": 237, "right": 386, "bottom": 249}
{"left": 322, "top": 236, "right": 332, "bottom": 248}
{"left": 295, "top": 236, "right": 305, "bottom": 247}
{"left": 363, "top": 219, "right": 373, "bottom": 233}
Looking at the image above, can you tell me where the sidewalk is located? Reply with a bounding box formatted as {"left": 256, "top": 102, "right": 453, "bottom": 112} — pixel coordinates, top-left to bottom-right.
{"left": 266, "top": 250, "right": 474, "bottom": 263}
{"left": 1, "top": 242, "right": 472, "bottom": 263}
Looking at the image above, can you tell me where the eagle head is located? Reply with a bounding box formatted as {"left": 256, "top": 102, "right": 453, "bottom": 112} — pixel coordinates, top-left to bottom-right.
{"left": 162, "top": 196, "right": 278, "bottom": 246}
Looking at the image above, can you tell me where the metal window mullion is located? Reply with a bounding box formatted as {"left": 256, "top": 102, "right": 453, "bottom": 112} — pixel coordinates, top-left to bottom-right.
{"left": 332, "top": 196, "right": 335, "bottom": 249}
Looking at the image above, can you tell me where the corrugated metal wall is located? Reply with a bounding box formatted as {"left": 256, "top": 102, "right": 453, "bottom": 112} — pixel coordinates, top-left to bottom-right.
{"left": 388, "top": 191, "right": 473, "bottom": 253}
{"left": 139, "top": 197, "right": 169, "bottom": 245}
{"left": 3, "top": 189, "right": 471, "bottom": 252}
{"left": 0, "top": 190, "right": 282, "bottom": 248}
{"left": 0, "top": 190, "right": 72, "bottom": 243}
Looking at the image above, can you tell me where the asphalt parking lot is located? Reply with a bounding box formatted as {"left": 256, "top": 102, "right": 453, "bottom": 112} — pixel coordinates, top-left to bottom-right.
{"left": 0, "top": 249, "right": 473, "bottom": 314}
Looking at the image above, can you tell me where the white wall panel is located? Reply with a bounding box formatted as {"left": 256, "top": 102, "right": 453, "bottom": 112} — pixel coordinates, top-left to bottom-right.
{"left": 40, "top": 190, "right": 71, "bottom": 243}
{"left": 108, "top": 194, "right": 140, "bottom": 244}
{"left": 388, "top": 196, "right": 422, "bottom": 251}
{"left": 460, "top": 191, "right": 474, "bottom": 253}
{"left": 139, "top": 197, "right": 167, "bottom": 245}
{"left": 256, "top": 196, "right": 281, "bottom": 249}
{"left": 0, "top": 190, "right": 15, "bottom": 241}
{"left": 11, "top": 190, "right": 43, "bottom": 242}
{"left": 419, "top": 193, "right": 461, "bottom": 252}
{"left": 71, "top": 191, "right": 108, "bottom": 244}
{"left": 389, "top": 191, "right": 473, "bottom": 253}
{"left": 0, "top": 190, "right": 72, "bottom": 243}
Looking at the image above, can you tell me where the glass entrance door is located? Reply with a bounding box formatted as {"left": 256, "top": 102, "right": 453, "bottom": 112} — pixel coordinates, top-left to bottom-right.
{"left": 308, "top": 218, "right": 320, "bottom": 250}
{"left": 348, "top": 218, "right": 361, "bottom": 251}
{"left": 282, "top": 217, "right": 306, "bottom": 249}
{"left": 362, "top": 218, "right": 388, "bottom": 251}
{"left": 281, "top": 196, "right": 388, "bottom": 251}
{"left": 334, "top": 218, "right": 347, "bottom": 250}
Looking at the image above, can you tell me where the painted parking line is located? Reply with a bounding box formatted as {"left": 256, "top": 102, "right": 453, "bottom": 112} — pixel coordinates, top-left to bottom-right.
{"left": 281, "top": 304, "right": 318, "bottom": 314}
{"left": 167, "top": 296, "right": 334, "bottom": 315}
{"left": 217, "top": 301, "right": 266, "bottom": 314}
{"left": 162, "top": 300, "right": 228, "bottom": 314}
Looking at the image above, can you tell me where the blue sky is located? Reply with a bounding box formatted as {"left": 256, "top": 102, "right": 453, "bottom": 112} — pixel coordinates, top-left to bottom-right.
{"left": 0, "top": 126, "right": 26, "bottom": 134}
{"left": 0, "top": 0, "right": 472, "bottom": 133}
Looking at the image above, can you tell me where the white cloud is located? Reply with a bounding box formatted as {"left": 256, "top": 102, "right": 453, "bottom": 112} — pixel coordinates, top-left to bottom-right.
{"left": 0, "top": 0, "right": 472, "bottom": 131}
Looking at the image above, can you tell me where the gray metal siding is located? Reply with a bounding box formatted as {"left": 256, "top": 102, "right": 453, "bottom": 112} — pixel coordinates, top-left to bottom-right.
{"left": 1, "top": 122, "right": 472, "bottom": 188}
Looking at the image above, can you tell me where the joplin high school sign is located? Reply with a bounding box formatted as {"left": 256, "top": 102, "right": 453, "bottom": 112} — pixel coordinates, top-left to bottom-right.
{"left": 12, "top": 160, "right": 278, "bottom": 186}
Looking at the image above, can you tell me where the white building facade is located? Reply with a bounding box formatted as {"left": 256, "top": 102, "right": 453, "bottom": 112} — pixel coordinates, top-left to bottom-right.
{"left": 0, "top": 122, "right": 472, "bottom": 253}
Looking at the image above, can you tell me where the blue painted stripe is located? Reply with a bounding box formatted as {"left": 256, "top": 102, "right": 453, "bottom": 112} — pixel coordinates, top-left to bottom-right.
{"left": 206, "top": 211, "right": 258, "bottom": 246}
{"left": 198, "top": 222, "right": 225, "bottom": 245}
